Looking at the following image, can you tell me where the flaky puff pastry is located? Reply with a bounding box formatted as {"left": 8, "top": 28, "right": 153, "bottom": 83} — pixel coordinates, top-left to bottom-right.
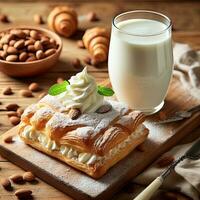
{"left": 19, "top": 98, "right": 148, "bottom": 179}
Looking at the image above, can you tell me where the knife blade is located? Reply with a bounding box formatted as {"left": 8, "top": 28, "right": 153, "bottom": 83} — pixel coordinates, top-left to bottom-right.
{"left": 154, "top": 116, "right": 184, "bottom": 124}
{"left": 154, "top": 104, "right": 200, "bottom": 125}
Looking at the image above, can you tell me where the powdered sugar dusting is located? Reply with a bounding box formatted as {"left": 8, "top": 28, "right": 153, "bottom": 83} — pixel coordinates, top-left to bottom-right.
{"left": 22, "top": 104, "right": 38, "bottom": 118}
{"left": 31, "top": 107, "right": 54, "bottom": 122}
{"left": 68, "top": 127, "right": 95, "bottom": 138}
{"left": 22, "top": 99, "right": 129, "bottom": 141}
{"left": 116, "top": 116, "right": 133, "bottom": 127}
{"left": 40, "top": 94, "right": 66, "bottom": 112}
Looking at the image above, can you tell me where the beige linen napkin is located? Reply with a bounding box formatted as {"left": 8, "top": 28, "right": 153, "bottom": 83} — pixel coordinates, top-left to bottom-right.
{"left": 173, "top": 43, "right": 200, "bottom": 99}
{"left": 113, "top": 140, "right": 200, "bottom": 200}
{"left": 133, "top": 142, "right": 200, "bottom": 200}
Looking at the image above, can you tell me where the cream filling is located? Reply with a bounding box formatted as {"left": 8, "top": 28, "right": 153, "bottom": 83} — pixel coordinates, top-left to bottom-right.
{"left": 21, "top": 125, "right": 145, "bottom": 166}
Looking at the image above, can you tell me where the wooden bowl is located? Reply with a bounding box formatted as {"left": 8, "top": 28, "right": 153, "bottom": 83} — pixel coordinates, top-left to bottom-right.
{"left": 0, "top": 26, "right": 62, "bottom": 77}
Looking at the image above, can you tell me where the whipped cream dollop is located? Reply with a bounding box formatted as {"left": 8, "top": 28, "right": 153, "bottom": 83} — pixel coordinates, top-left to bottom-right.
{"left": 58, "top": 67, "right": 104, "bottom": 113}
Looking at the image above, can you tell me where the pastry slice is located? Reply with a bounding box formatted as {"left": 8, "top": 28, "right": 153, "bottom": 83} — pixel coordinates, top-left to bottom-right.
{"left": 18, "top": 68, "right": 149, "bottom": 178}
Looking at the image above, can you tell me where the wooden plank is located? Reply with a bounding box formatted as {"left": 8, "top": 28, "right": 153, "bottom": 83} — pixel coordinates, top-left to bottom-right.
{"left": 0, "top": 73, "right": 200, "bottom": 200}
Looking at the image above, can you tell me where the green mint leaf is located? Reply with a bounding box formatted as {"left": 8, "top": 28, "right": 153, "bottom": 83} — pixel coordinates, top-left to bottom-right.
{"left": 97, "top": 85, "right": 115, "bottom": 96}
{"left": 48, "top": 80, "right": 69, "bottom": 96}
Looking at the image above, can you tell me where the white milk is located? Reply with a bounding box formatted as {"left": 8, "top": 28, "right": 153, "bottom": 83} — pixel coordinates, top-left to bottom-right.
{"left": 108, "top": 19, "right": 173, "bottom": 113}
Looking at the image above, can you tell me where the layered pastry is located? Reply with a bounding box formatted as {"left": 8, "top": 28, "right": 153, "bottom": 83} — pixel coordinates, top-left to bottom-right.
{"left": 18, "top": 68, "right": 149, "bottom": 178}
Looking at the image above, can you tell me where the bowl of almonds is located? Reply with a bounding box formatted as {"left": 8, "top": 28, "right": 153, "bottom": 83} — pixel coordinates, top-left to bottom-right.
{"left": 0, "top": 26, "right": 62, "bottom": 77}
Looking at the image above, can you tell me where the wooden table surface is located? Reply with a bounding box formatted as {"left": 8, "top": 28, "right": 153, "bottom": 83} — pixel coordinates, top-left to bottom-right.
{"left": 0, "top": 1, "right": 200, "bottom": 200}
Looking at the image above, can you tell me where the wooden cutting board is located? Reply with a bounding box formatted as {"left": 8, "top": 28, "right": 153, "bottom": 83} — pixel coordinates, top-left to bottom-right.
{"left": 0, "top": 77, "right": 200, "bottom": 200}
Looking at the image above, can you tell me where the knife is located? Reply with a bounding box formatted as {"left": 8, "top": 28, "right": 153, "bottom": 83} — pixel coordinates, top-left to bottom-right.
{"left": 155, "top": 104, "right": 200, "bottom": 124}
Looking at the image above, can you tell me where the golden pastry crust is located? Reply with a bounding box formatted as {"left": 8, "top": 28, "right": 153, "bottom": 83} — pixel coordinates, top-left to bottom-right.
{"left": 19, "top": 98, "right": 149, "bottom": 179}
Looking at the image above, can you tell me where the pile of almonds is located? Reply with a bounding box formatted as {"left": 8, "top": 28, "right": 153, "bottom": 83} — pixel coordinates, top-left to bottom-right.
{"left": 0, "top": 28, "right": 59, "bottom": 62}
{"left": 1, "top": 171, "right": 36, "bottom": 199}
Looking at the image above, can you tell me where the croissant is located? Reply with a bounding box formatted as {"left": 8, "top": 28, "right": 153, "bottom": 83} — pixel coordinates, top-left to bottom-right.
{"left": 82, "top": 27, "right": 110, "bottom": 63}
{"left": 48, "top": 6, "right": 78, "bottom": 38}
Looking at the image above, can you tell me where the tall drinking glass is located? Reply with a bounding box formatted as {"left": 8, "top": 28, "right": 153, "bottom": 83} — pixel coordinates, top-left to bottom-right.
{"left": 108, "top": 10, "right": 173, "bottom": 114}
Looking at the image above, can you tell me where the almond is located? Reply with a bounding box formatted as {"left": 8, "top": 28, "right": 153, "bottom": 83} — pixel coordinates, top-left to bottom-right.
{"left": 77, "top": 40, "right": 85, "bottom": 48}
{"left": 20, "top": 89, "right": 33, "bottom": 97}
{"left": 44, "top": 43, "right": 57, "bottom": 50}
{"left": 3, "top": 87, "right": 13, "bottom": 95}
{"left": 27, "top": 44, "right": 36, "bottom": 52}
{"left": 57, "top": 77, "right": 64, "bottom": 83}
{"left": 10, "top": 29, "right": 26, "bottom": 39}
{"left": 23, "top": 172, "right": 35, "bottom": 182}
{"left": 41, "top": 37, "right": 50, "bottom": 45}
{"left": 16, "top": 108, "right": 24, "bottom": 116}
{"left": 15, "top": 189, "right": 32, "bottom": 198}
{"left": 36, "top": 50, "right": 45, "bottom": 59}
{"left": 26, "top": 56, "right": 36, "bottom": 62}
{"left": 6, "top": 55, "right": 18, "bottom": 62}
{"left": 1, "top": 178, "right": 11, "bottom": 190}
{"left": 34, "top": 14, "right": 44, "bottom": 24}
{"left": 9, "top": 174, "right": 23, "bottom": 183}
{"left": 23, "top": 29, "right": 30, "bottom": 36}
{"left": 50, "top": 38, "right": 56, "bottom": 45}
{"left": 28, "top": 53, "right": 35, "bottom": 57}
{"left": 30, "top": 30, "right": 40, "bottom": 40}
{"left": 7, "top": 46, "right": 18, "bottom": 54}
{"left": 3, "top": 44, "right": 8, "bottom": 51}
{"left": 14, "top": 39, "right": 25, "bottom": 49}
{"left": 86, "top": 11, "right": 99, "bottom": 22}
{"left": 6, "top": 103, "right": 19, "bottom": 111}
{"left": 19, "top": 52, "right": 28, "bottom": 62}
{"left": 3, "top": 135, "right": 14, "bottom": 143}
{"left": 69, "top": 108, "right": 81, "bottom": 120}
{"left": 71, "top": 58, "right": 81, "bottom": 69}
{"left": 34, "top": 40, "right": 43, "bottom": 51}
{"left": 9, "top": 116, "right": 20, "bottom": 125}
{"left": 156, "top": 155, "right": 174, "bottom": 168}
{"left": 9, "top": 39, "right": 16, "bottom": 46}
{"left": 25, "top": 39, "right": 35, "bottom": 46}
{"left": 44, "top": 48, "right": 56, "bottom": 57}
{"left": 28, "top": 82, "right": 40, "bottom": 92}
{"left": 96, "top": 104, "right": 112, "bottom": 114}
{"left": 0, "top": 14, "right": 10, "bottom": 23}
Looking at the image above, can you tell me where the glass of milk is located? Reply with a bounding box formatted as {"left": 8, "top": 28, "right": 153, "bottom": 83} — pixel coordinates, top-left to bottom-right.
{"left": 108, "top": 10, "right": 173, "bottom": 114}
